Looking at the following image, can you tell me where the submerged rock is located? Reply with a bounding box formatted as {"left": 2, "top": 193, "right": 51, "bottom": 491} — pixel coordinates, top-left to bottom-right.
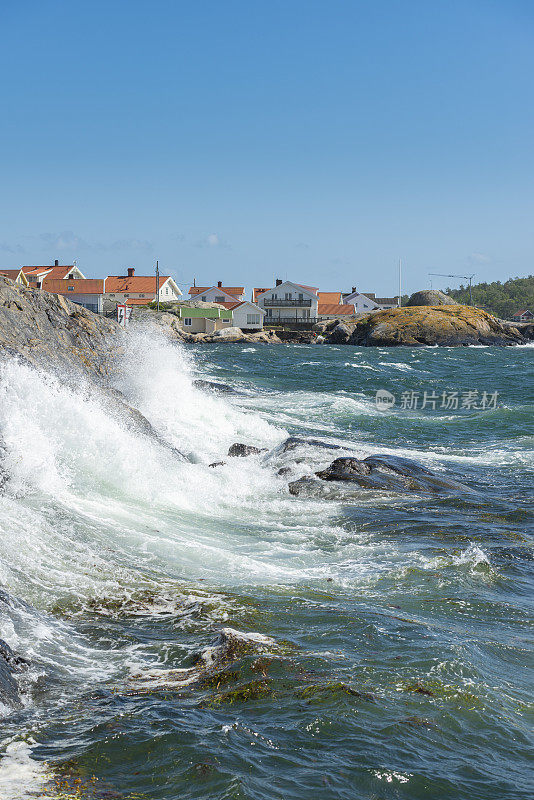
{"left": 127, "top": 627, "right": 277, "bottom": 693}
{"left": 278, "top": 436, "right": 342, "bottom": 453}
{"left": 193, "top": 379, "right": 237, "bottom": 394}
{"left": 228, "top": 443, "right": 267, "bottom": 457}
{"left": 0, "top": 638, "right": 28, "bottom": 711}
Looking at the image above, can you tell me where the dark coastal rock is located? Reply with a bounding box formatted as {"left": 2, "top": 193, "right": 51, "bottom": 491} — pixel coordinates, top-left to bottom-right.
{"left": 407, "top": 289, "right": 457, "bottom": 306}
{"left": 327, "top": 322, "right": 352, "bottom": 344}
{"left": 315, "top": 457, "right": 372, "bottom": 481}
{"left": 0, "top": 638, "right": 28, "bottom": 710}
{"left": 0, "top": 276, "right": 120, "bottom": 374}
{"left": 228, "top": 443, "right": 267, "bottom": 457}
{"left": 288, "top": 453, "right": 477, "bottom": 497}
{"left": 322, "top": 305, "right": 529, "bottom": 347}
{"left": 362, "top": 454, "right": 433, "bottom": 477}
{"left": 193, "top": 379, "right": 237, "bottom": 394}
{"left": 105, "top": 389, "right": 186, "bottom": 461}
{"left": 209, "top": 461, "right": 227, "bottom": 468}
{"left": 278, "top": 436, "right": 341, "bottom": 453}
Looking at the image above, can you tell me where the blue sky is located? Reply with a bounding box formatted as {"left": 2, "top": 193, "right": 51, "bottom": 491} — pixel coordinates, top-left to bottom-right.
{"left": 1, "top": 0, "right": 533, "bottom": 295}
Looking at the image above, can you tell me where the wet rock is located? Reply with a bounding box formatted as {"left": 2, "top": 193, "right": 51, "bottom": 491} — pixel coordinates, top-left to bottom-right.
{"left": 127, "top": 627, "right": 276, "bottom": 693}
{"left": 279, "top": 436, "right": 341, "bottom": 453}
{"left": 315, "top": 457, "right": 372, "bottom": 481}
{"left": 362, "top": 454, "right": 433, "bottom": 477}
{"left": 277, "top": 467, "right": 291, "bottom": 476}
{"left": 228, "top": 443, "right": 267, "bottom": 457}
{"left": 208, "top": 461, "right": 226, "bottom": 468}
{"left": 193, "top": 379, "right": 237, "bottom": 394}
{"left": 104, "top": 388, "right": 186, "bottom": 461}
{"left": 0, "top": 638, "right": 27, "bottom": 710}
{"left": 0, "top": 276, "right": 120, "bottom": 375}
{"left": 308, "top": 452, "right": 476, "bottom": 496}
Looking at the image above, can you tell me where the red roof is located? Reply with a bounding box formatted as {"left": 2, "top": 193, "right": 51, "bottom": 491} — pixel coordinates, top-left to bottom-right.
{"left": 0, "top": 269, "right": 22, "bottom": 280}
{"left": 252, "top": 287, "right": 270, "bottom": 302}
{"left": 23, "top": 266, "right": 77, "bottom": 280}
{"left": 105, "top": 275, "right": 170, "bottom": 292}
{"left": 512, "top": 310, "right": 533, "bottom": 317}
{"left": 318, "top": 303, "right": 355, "bottom": 316}
{"left": 297, "top": 284, "right": 319, "bottom": 295}
{"left": 318, "top": 291, "right": 342, "bottom": 304}
{"left": 189, "top": 286, "right": 244, "bottom": 297}
{"left": 43, "top": 278, "right": 104, "bottom": 294}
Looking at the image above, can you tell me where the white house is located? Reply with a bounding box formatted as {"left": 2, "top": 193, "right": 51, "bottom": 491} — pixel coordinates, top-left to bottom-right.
{"left": 222, "top": 300, "right": 264, "bottom": 331}
{"left": 188, "top": 282, "right": 246, "bottom": 303}
{"left": 253, "top": 280, "right": 319, "bottom": 324}
{"left": 104, "top": 268, "right": 182, "bottom": 305}
{"left": 342, "top": 288, "right": 399, "bottom": 312}
{"left": 23, "top": 260, "right": 86, "bottom": 289}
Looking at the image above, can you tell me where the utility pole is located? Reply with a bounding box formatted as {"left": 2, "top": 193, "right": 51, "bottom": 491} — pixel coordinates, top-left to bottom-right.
{"left": 156, "top": 260, "right": 160, "bottom": 311}
{"left": 428, "top": 273, "right": 475, "bottom": 305}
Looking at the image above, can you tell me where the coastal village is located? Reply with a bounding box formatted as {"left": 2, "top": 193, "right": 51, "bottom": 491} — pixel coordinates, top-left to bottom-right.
{"left": 0, "top": 260, "right": 401, "bottom": 333}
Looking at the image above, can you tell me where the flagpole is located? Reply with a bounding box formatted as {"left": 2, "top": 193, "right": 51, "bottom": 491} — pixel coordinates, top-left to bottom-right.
{"left": 398, "top": 258, "right": 402, "bottom": 307}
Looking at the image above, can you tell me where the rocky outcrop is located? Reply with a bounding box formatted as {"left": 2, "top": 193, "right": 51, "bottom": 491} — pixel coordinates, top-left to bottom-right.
{"left": 228, "top": 443, "right": 267, "bottom": 457}
{"left": 321, "top": 305, "right": 530, "bottom": 347}
{"left": 0, "top": 277, "right": 120, "bottom": 374}
{"left": 289, "top": 453, "right": 476, "bottom": 496}
{"left": 407, "top": 289, "right": 456, "bottom": 306}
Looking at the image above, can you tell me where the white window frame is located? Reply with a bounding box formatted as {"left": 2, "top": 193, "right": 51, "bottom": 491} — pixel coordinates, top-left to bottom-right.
{"left": 183, "top": 317, "right": 192, "bottom": 326}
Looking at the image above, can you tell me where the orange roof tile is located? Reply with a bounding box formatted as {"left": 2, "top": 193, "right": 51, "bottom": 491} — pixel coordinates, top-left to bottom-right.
{"left": 0, "top": 269, "right": 23, "bottom": 280}
{"left": 318, "top": 303, "right": 355, "bottom": 316}
{"left": 318, "top": 291, "right": 342, "bottom": 304}
{"left": 23, "top": 266, "right": 77, "bottom": 280}
{"left": 189, "top": 286, "right": 244, "bottom": 297}
{"left": 43, "top": 278, "right": 104, "bottom": 294}
{"left": 105, "top": 275, "right": 169, "bottom": 292}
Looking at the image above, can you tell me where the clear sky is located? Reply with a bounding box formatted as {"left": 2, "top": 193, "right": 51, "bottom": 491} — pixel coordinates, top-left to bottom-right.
{"left": 1, "top": 0, "right": 533, "bottom": 296}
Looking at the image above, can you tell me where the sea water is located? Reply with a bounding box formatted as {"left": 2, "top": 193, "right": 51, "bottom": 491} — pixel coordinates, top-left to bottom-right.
{"left": 0, "top": 333, "right": 532, "bottom": 799}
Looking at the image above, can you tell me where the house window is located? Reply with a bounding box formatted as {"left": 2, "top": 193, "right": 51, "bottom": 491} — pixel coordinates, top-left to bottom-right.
{"left": 222, "top": 318, "right": 231, "bottom": 324}
{"left": 247, "top": 314, "right": 260, "bottom": 324}
{"left": 266, "top": 308, "right": 272, "bottom": 317}
{"left": 285, "top": 292, "right": 292, "bottom": 300}
{"left": 165, "top": 287, "right": 169, "bottom": 294}
{"left": 201, "top": 296, "right": 206, "bottom": 301}
{"left": 272, "top": 293, "right": 277, "bottom": 299}
{"left": 184, "top": 318, "right": 192, "bottom": 326}
{"left": 364, "top": 304, "right": 368, "bottom": 308}
{"left": 67, "top": 286, "right": 74, "bottom": 291}
{"left": 124, "top": 294, "right": 129, "bottom": 298}
{"left": 215, "top": 295, "right": 225, "bottom": 302}
{"left": 298, "top": 293, "right": 303, "bottom": 301}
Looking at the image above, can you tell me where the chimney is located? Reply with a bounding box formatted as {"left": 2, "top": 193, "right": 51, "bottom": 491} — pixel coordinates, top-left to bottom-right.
{"left": 352, "top": 287, "right": 357, "bottom": 294}
{"left": 217, "top": 280, "right": 222, "bottom": 287}
{"left": 54, "top": 259, "right": 59, "bottom": 266}
{"left": 127, "top": 267, "right": 135, "bottom": 277}
{"left": 276, "top": 278, "right": 282, "bottom": 286}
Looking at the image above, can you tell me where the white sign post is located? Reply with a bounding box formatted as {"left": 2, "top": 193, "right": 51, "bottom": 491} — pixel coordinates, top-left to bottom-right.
{"left": 117, "top": 304, "right": 131, "bottom": 327}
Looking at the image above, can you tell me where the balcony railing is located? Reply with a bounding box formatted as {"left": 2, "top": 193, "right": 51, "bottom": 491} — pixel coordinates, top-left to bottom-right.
{"left": 262, "top": 298, "right": 312, "bottom": 307}
{"left": 264, "top": 316, "right": 317, "bottom": 324}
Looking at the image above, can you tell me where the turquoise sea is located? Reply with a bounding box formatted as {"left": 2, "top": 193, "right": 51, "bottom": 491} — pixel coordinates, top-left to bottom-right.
{"left": 0, "top": 337, "right": 532, "bottom": 799}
